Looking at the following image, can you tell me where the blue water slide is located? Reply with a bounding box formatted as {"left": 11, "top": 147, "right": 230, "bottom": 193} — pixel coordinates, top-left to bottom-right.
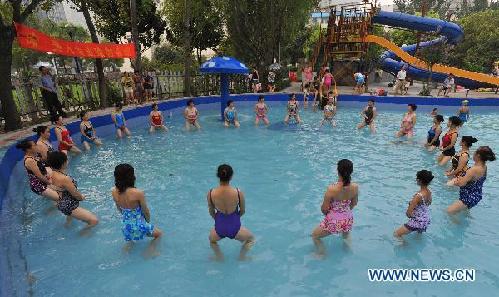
{"left": 373, "top": 11, "right": 486, "bottom": 89}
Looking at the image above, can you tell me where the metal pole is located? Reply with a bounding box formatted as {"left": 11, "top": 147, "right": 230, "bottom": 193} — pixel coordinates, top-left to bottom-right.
{"left": 220, "top": 74, "right": 229, "bottom": 120}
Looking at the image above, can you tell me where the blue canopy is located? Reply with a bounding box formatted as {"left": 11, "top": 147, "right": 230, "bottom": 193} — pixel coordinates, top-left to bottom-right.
{"left": 200, "top": 56, "right": 249, "bottom": 74}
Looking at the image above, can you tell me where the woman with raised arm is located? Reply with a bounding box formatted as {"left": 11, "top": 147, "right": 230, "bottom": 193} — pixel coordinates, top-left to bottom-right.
{"left": 311, "top": 159, "right": 358, "bottom": 255}
{"left": 207, "top": 164, "right": 255, "bottom": 261}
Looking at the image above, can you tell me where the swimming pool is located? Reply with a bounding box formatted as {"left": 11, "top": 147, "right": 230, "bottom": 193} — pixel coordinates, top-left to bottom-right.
{"left": 1, "top": 98, "right": 499, "bottom": 296}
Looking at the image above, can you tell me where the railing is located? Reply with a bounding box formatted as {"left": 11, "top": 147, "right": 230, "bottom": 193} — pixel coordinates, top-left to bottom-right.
{"left": 8, "top": 71, "right": 251, "bottom": 125}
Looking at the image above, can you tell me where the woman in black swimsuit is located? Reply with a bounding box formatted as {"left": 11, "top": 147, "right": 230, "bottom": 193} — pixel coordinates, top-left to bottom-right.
{"left": 446, "top": 136, "right": 477, "bottom": 186}
{"left": 47, "top": 151, "right": 98, "bottom": 232}
{"left": 34, "top": 125, "right": 53, "bottom": 162}
{"left": 357, "top": 99, "right": 377, "bottom": 133}
{"left": 79, "top": 111, "right": 102, "bottom": 151}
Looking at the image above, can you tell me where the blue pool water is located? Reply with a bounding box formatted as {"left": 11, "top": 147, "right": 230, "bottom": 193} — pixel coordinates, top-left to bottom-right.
{"left": 3, "top": 101, "right": 499, "bottom": 296}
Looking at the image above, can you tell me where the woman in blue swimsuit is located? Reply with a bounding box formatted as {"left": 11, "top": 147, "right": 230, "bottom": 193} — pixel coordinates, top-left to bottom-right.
{"left": 112, "top": 103, "right": 131, "bottom": 138}
{"left": 457, "top": 100, "right": 470, "bottom": 123}
{"left": 447, "top": 146, "right": 496, "bottom": 215}
{"left": 112, "top": 164, "right": 162, "bottom": 255}
{"left": 207, "top": 164, "right": 254, "bottom": 261}
{"left": 224, "top": 100, "right": 240, "bottom": 128}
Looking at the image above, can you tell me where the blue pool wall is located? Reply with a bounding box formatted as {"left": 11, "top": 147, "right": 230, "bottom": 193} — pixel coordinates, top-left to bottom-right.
{"left": 1, "top": 92, "right": 499, "bottom": 209}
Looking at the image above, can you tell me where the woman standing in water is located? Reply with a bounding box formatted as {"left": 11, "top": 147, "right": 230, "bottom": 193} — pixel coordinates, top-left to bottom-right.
{"left": 207, "top": 164, "right": 255, "bottom": 261}
{"left": 446, "top": 136, "right": 477, "bottom": 185}
{"left": 396, "top": 104, "right": 417, "bottom": 139}
{"left": 55, "top": 116, "right": 81, "bottom": 155}
{"left": 112, "top": 103, "right": 131, "bottom": 138}
{"left": 254, "top": 95, "right": 270, "bottom": 126}
{"left": 112, "top": 164, "right": 162, "bottom": 255}
{"left": 34, "top": 125, "right": 54, "bottom": 162}
{"left": 80, "top": 111, "right": 102, "bottom": 150}
{"left": 394, "top": 170, "right": 433, "bottom": 238}
{"left": 457, "top": 100, "right": 470, "bottom": 123}
{"left": 47, "top": 151, "right": 99, "bottom": 231}
{"left": 17, "top": 140, "right": 58, "bottom": 201}
{"left": 184, "top": 99, "right": 201, "bottom": 130}
{"left": 224, "top": 100, "right": 240, "bottom": 128}
{"left": 447, "top": 146, "right": 495, "bottom": 215}
{"left": 424, "top": 115, "right": 444, "bottom": 152}
{"left": 149, "top": 103, "right": 168, "bottom": 133}
{"left": 320, "top": 97, "right": 337, "bottom": 127}
{"left": 284, "top": 94, "right": 301, "bottom": 124}
{"left": 311, "top": 159, "right": 358, "bottom": 255}
{"left": 357, "top": 99, "right": 377, "bottom": 133}
{"left": 437, "top": 116, "right": 462, "bottom": 166}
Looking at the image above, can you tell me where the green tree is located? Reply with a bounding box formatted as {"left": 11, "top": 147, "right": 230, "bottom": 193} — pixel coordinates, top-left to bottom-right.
{"left": 219, "top": 0, "right": 317, "bottom": 75}
{"left": 448, "top": 9, "right": 499, "bottom": 73}
{"left": 0, "top": 0, "right": 56, "bottom": 131}
{"left": 163, "top": 0, "right": 224, "bottom": 95}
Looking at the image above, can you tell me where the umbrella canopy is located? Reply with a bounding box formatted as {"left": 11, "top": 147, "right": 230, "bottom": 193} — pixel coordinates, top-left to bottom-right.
{"left": 200, "top": 56, "right": 249, "bottom": 74}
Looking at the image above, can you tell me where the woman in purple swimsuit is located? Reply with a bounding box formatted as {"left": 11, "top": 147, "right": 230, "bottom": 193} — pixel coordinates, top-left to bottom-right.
{"left": 207, "top": 164, "right": 255, "bottom": 260}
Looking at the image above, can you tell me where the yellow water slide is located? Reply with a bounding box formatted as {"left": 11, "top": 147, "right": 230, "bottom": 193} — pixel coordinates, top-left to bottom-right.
{"left": 358, "top": 35, "right": 499, "bottom": 86}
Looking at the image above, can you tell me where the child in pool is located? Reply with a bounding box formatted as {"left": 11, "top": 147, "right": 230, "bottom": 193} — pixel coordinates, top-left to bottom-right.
{"left": 284, "top": 94, "right": 301, "bottom": 124}
{"left": 303, "top": 83, "right": 310, "bottom": 108}
{"left": 320, "top": 97, "right": 337, "bottom": 127}
{"left": 254, "top": 95, "right": 270, "bottom": 126}
{"left": 394, "top": 170, "right": 433, "bottom": 238}
{"left": 224, "top": 100, "right": 240, "bottom": 128}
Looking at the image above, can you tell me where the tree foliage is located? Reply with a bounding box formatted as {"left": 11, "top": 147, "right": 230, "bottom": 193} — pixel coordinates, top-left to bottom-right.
{"left": 162, "top": 0, "right": 224, "bottom": 63}
{"left": 449, "top": 8, "right": 499, "bottom": 73}
{"left": 219, "top": 0, "right": 317, "bottom": 71}
{"left": 89, "top": 0, "right": 165, "bottom": 49}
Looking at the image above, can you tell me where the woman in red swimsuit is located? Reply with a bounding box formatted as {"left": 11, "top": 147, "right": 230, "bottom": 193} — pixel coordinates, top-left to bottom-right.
{"left": 55, "top": 116, "right": 81, "bottom": 155}
{"left": 149, "top": 103, "right": 168, "bottom": 133}
{"left": 437, "top": 116, "right": 462, "bottom": 166}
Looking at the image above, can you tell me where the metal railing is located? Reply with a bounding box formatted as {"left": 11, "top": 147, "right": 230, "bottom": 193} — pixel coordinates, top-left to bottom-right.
{"left": 8, "top": 71, "right": 251, "bottom": 125}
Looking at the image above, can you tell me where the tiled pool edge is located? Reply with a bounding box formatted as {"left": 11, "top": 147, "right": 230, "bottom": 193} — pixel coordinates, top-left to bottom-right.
{"left": 1, "top": 93, "right": 498, "bottom": 296}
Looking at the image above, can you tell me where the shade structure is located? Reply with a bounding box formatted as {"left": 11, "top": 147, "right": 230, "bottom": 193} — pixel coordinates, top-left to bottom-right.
{"left": 199, "top": 56, "right": 249, "bottom": 120}
{"left": 200, "top": 56, "right": 249, "bottom": 74}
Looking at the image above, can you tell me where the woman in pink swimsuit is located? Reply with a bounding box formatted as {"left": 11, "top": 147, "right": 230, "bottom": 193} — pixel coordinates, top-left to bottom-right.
{"left": 311, "top": 159, "right": 359, "bottom": 255}
{"left": 396, "top": 104, "right": 417, "bottom": 138}
{"left": 254, "top": 95, "right": 270, "bottom": 126}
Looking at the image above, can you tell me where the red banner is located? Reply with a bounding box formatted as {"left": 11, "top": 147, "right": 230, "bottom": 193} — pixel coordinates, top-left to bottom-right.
{"left": 14, "top": 22, "right": 136, "bottom": 59}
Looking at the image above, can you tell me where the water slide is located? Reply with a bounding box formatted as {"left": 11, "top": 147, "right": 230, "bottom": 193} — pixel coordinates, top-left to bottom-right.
{"left": 365, "top": 11, "right": 499, "bottom": 89}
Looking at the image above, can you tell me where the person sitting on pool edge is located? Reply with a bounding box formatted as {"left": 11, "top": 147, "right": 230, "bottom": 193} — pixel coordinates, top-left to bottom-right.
{"left": 424, "top": 114, "right": 444, "bottom": 152}
{"left": 396, "top": 104, "right": 417, "bottom": 139}
{"left": 47, "top": 151, "right": 99, "bottom": 234}
{"left": 357, "top": 99, "right": 377, "bottom": 133}
{"left": 320, "top": 97, "right": 337, "bottom": 127}
{"left": 394, "top": 170, "right": 433, "bottom": 239}
{"left": 112, "top": 164, "right": 162, "bottom": 256}
{"left": 184, "top": 99, "right": 201, "bottom": 130}
{"left": 112, "top": 103, "right": 131, "bottom": 138}
{"left": 224, "top": 100, "right": 240, "bottom": 128}
{"left": 284, "top": 93, "right": 301, "bottom": 124}
{"left": 437, "top": 116, "right": 463, "bottom": 166}
{"left": 80, "top": 111, "right": 102, "bottom": 151}
{"left": 311, "top": 159, "right": 358, "bottom": 256}
{"left": 254, "top": 95, "right": 270, "bottom": 126}
{"left": 447, "top": 146, "right": 495, "bottom": 215}
{"left": 207, "top": 164, "right": 255, "bottom": 261}
{"left": 17, "top": 140, "right": 58, "bottom": 202}
{"left": 149, "top": 103, "right": 168, "bottom": 133}
{"left": 445, "top": 136, "right": 477, "bottom": 186}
